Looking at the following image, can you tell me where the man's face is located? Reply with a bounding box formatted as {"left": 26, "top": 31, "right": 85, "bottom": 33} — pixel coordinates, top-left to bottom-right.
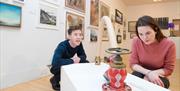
{"left": 68, "top": 29, "right": 83, "bottom": 47}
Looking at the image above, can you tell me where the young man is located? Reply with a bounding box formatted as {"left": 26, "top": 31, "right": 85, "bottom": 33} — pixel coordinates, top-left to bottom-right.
{"left": 50, "top": 26, "right": 89, "bottom": 90}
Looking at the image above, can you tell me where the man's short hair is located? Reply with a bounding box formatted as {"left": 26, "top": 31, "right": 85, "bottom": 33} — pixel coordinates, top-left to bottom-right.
{"left": 68, "top": 26, "right": 82, "bottom": 35}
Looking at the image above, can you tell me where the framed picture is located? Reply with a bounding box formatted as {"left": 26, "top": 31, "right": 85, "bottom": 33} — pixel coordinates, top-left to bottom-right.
{"left": 116, "top": 35, "right": 122, "bottom": 44}
{"left": 115, "top": 9, "right": 123, "bottom": 24}
{"left": 0, "top": 2, "right": 22, "bottom": 27}
{"left": 128, "top": 21, "right": 136, "bottom": 32}
{"left": 66, "top": 12, "right": 84, "bottom": 39}
{"left": 100, "top": 1, "right": 110, "bottom": 18}
{"left": 13, "top": 0, "right": 24, "bottom": 4}
{"left": 102, "top": 27, "right": 109, "bottom": 41}
{"left": 37, "top": 2, "right": 59, "bottom": 30}
{"left": 90, "top": 29, "right": 98, "bottom": 42}
{"left": 90, "top": 0, "right": 99, "bottom": 27}
{"left": 154, "top": 17, "right": 169, "bottom": 29}
{"left": 130, "top": 32, "right": 137, "bottom": 39}
{"left": 123, "top": 30, "right": 126, "bottom": 40}
{"left": 100, "top": 2, "right": 109, "bottom": 41}
{"left": 65, "top": 0, "right": 85, "bottom": 13}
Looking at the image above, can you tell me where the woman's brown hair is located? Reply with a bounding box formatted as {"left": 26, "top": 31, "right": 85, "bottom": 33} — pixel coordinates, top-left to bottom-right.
{"left": 135, "top": 15, "right": 166, "bottom": 42}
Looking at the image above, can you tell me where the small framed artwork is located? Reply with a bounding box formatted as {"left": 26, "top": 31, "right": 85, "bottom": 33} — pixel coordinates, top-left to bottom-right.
{"left": 0, "top": 2, "right": 22, "bottom": 27}
{"left": 90, "top": 0, "right": 99, "bottom": 27}
{"left": 90, "top": 29, "right": 98, "bottom": 42}
{"left": 123, "top": 30, "right": 126, "bottom": 40}
{"left": 115, "top": 9, "right": 123, "bottom": 25}
{"left": 37, "top": 2, "right": 59, "bottom": 30}
{"left": 66, "top": 12, "right": 84, "bottom": 39}
{"left": 130, "top": 32, "right": 137, "bottom": 39}
{"left": 13, "top": 0, "right": 24, "bottom": 4}
{"left": 65, "top": 0, "right": 85, "bottom": 13}
{"left": 116, "top": 35, "right": 122, "bottom": 44}
{"left": 100, "top": 1, "right": 110, "bottom": 18}
{"left": 128, "top": 21, "right": 136, "bottom": 32}
{"left": 102, "top": 27, "right": 109, "bottom": 41}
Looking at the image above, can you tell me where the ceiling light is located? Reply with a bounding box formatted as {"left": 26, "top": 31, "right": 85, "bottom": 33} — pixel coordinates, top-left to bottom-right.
{"left": 153, "top": 0, "right": 162, "bottom": 2}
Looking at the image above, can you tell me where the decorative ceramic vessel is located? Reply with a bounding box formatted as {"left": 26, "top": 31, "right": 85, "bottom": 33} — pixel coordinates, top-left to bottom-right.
{"left": 102, "top": 48, "right": 131, "bottom": 91}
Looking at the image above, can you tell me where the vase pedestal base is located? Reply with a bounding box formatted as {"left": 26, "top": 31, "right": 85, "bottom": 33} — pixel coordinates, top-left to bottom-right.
{"left": 102, "top": 83, "right": 132, "bottom": 91}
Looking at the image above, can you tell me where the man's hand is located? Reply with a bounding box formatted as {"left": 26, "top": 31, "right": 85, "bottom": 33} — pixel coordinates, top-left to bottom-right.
{"left": 71, "top": 54, "right": 80, "bottom": 63}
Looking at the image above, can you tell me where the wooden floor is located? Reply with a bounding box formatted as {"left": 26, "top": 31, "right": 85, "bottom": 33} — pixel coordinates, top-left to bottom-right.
{"left": 1, "top": 57, "right": 180, "bottom": 91}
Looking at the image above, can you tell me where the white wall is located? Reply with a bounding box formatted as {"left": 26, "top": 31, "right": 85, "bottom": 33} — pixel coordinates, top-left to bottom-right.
{"left": 0, "top": 0, "right": 65, "bottom": 89}
{"left": 126, "top": 1, "right": 180, "bottom": 59}
{"left": 0, "top": 0, "right": 126, "bottom": 89}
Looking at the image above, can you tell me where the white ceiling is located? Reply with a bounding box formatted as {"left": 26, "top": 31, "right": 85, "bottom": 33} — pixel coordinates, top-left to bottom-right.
{"left": 122, "top": 0, "right": 179, "bottom": 6}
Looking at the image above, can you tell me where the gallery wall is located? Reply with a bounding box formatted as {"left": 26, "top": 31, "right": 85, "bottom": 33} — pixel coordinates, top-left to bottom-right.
{"left": 0, "top": 0, "right": 127, "bottom": 89}
{"left": 1, "top": 0, "right": 179, "bottom": 89}
{"left": 0, "top": 0, "right": 64, "bottom": 89}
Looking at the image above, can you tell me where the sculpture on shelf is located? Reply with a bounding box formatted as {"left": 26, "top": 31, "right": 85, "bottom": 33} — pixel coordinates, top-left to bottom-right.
{"left": 101, "top": 16, "right": 131, "bottom": 91}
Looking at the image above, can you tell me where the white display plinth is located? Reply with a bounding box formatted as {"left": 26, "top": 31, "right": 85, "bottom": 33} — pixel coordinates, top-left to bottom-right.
{"left": 61, "top": 63, "right": 170, "bottom": 91}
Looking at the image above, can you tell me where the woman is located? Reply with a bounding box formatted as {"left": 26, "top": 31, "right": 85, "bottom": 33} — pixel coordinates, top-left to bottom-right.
{"left": 129, "top": 15, "right": 176, "bottom": 88}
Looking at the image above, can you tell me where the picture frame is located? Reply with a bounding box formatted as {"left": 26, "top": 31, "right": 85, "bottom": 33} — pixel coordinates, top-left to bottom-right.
{"left": 0, "top": 2, "right": 22, "bottom": 27}
{"left": 100, "top": 2, "right": 110, "bottom": 41}
{"left": 90, "top": 29, "right": 98, "bottom": 42}
{"left": 102, "top": 27, "right": 109, "bottom": 41}
{"left": 128, "top": 21, "right": 136, "bottom": 32}
{"left": 65, "top": 0, "right": 85, "bottom": 13}
{"left": 154, "top": 17, "right": 169, "bottom": 29}
{"left": 100, "top": 1, "right": 110, "bottom": 18}
{"left": 123, "top": 30, "right": 126, "bottom": 40}
{"left": 90, "top": 0, "right": 99, "bottom": 27}
{"left": 37, "top": 2, "right": 59, "bottom": 30}
{"left": 115, "top": 9, "right": 123, "bottom": 24}
{"left": 66, "top": 12, "right": 84, "bottom": 39}
{"left": 116, "top": 35, "right": 122, "bottom": 44}
{"left": 130, "top": 32, "right": 137, "bottom": 39}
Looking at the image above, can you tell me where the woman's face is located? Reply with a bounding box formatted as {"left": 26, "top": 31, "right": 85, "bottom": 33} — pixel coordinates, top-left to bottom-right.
{"left": 137, "top": 26, "right": 156, "bottom": 45}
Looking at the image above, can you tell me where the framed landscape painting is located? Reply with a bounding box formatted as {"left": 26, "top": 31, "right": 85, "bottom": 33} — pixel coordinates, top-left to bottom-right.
{"left": 37, "top": 3, "right": 59, "bottom": 29}
{"left": 0, "top": 2, "right": 22, "bottom": 27}
{"left": 65, "top": 0, "right": 85, "bottom": 13}
{"left": 66, "top": 12, "right": 84, "bottom": 39}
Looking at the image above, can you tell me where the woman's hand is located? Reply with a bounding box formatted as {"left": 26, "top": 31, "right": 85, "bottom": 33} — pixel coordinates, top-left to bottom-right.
{"left": 146, "top": 71, "right": 164, "bottom": 87}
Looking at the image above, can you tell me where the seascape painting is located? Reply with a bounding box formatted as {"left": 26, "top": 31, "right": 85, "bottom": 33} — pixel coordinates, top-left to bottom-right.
{"left": 0, "top": 2, "right": 21, "bottom": 27}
